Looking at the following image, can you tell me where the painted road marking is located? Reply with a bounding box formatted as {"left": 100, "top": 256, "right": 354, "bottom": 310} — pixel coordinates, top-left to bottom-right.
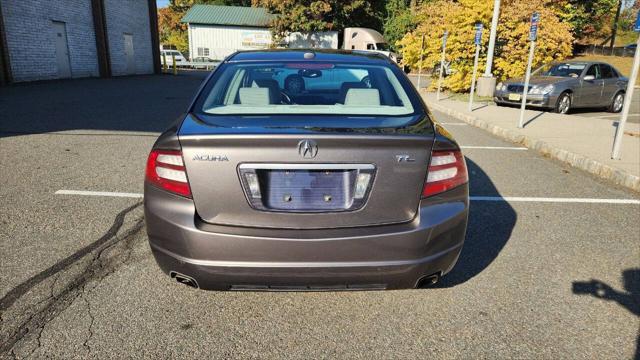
{"left": 598, "top": 113, "right": 640, "bottom": 118}
{"left": 56, "top": 190, "right": 640, "bottom": 205}
{"left": 55, "top": 190, "right": 143, "bottom": 198}
{"left": 470, "top": 196, "right": 640, "bottom": 204}
{"left": 460, "top": 146, "right": 528, "bottom": 150}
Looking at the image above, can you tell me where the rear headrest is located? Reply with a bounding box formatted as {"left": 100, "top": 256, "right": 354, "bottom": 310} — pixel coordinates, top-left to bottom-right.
{"left": 339, "top": 81, "right": 367, "bottom": 103}
{"left": 239, "top": 87, "right": 270, "bottom": 106}
{"left": 344, "top": 88, "right": 380, "bottom": 106}
{"left": 252, "top": 79, "right": 280, "bottom": 104}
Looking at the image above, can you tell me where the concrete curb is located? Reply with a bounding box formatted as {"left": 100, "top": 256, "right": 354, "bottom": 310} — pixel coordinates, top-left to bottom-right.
{"left": 426, "top": 100, "right": 640, "bottom": 192}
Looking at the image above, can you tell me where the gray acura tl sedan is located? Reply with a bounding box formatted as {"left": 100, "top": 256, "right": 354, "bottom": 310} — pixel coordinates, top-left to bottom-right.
{"left": 144, "top": 50, "right": 469, "bottom": 291}
{"left": 494, "top": 61, "right": 628, "bottom": 114}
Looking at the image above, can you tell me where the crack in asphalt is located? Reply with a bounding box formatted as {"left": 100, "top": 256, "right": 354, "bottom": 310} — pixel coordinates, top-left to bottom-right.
{"left": 0, "top": 202, "right": 145, "bottom": 356}
{"left": 0, "top": 202, "right": 142, "bottom": 312}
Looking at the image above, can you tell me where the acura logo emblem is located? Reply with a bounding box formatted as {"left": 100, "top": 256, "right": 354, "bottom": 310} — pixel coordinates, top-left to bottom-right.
{"left": 297, "top": 139, "right": 318, "bottom": 159}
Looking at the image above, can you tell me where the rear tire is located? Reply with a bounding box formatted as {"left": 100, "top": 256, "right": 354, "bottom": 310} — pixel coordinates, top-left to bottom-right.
{"left": 608, "top": 92, "right": 624, "bottom": 113}
{"left": 554, "top": 92, "right": 572, "bottom": 114}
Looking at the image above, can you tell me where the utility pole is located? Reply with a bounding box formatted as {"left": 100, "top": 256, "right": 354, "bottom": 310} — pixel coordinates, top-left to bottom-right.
{"left": 476, "top": 0, "right": 500, "bottom": 96}
{"left": 610, "top": 0, "right": 623, "bottom": 51}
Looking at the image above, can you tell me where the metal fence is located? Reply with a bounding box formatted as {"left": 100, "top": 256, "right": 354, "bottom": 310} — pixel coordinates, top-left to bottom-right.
{"left": 574, "top": 44, "right": 636, "bottom": 57}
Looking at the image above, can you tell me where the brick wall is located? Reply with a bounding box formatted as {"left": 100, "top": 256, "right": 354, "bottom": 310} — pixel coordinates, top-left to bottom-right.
{"left": 0, "top": 0, "right": 154, "bottom": 82}
{"left": 103, "top": 0, "right": 153, "bottom": 76}
{"left": 0, "top": 0, "right": 99, "bottom": 82}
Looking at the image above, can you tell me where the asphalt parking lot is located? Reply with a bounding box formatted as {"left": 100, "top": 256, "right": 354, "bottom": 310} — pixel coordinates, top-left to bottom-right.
{"left": 1, "top": 71, "right": 639, "bottom": 358}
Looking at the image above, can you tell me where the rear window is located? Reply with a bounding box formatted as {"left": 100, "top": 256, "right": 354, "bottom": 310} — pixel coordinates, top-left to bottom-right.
{"left": 195, "top": 62, "right": 415, "bottom": 116}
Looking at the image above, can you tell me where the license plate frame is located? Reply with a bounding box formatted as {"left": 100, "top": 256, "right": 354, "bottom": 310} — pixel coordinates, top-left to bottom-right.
{"left": 238, "top": 163, "right": 376, "bottom": 213}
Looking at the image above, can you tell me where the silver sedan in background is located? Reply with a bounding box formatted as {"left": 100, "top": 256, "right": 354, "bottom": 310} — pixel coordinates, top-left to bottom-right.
{"left": 494, "top": 61, "right": 629, "bottom": 114}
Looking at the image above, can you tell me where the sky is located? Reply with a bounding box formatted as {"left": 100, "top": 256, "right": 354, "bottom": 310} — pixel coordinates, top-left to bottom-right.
{"left": 157, "top": 0, "right": 169, "bottom": 8}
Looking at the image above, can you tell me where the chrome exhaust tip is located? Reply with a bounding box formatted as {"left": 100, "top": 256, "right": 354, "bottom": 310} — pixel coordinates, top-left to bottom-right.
{"left": 170, "top": 271, "right": 199, "bottom": 289}
{"left": 415, "top": 273, "right": 441, "bottom": 288}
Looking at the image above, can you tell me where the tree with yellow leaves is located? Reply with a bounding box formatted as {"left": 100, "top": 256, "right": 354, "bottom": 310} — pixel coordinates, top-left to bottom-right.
{"left": 398, "top": 0, "right": 573, "bottom": 92}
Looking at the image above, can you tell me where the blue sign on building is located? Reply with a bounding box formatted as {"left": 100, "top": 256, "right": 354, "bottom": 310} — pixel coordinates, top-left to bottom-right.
{"left": 530, "top": 12, "right": 540, "bottom": 41}
{"left": 634, "top": 10, "right": 640, "bottom": 32}
{"left": 474, "top": 23, "right": 483, "bottom": 46}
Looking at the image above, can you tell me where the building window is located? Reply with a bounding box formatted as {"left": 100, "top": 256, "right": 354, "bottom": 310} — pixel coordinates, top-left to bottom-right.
{"left": 197, "top": 48, "right": 210, "bottom": 57}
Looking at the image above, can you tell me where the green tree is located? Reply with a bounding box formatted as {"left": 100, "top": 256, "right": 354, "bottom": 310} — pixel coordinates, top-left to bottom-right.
{"left": 253, "top": 0, "right": 385, "bottom": 45}
{"left": 558, "top": 0, "right": 620, "bottom": 43}
{"left": 383, "top": 0, "right": 418, "bottom": 51}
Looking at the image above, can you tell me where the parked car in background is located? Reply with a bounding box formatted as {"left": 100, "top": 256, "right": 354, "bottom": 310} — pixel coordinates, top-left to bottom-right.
{"left": 144, "top": 49, "right": 469, "bottom": 291}
{"left": 161, "top": 50, "right": 189, "bottom": 68}
{"left": 494, "top": 61, "right": 629, "bottom": 114}
{"left": 190, "top": 57, "right": 218, "bottom": 70}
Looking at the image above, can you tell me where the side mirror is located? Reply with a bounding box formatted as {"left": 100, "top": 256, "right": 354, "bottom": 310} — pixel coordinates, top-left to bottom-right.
{"left": 583, "top": 75, "right": 595, "bottom": 81}
{"left": 403, "top": 65, "right": 411, "bottom": 74}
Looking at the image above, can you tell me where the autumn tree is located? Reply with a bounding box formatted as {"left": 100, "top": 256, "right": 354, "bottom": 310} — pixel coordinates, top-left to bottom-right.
{"left": 398, "top": 0, "right": 573, "bottom": 92}
{"left": 557, "top": 0, "right": 619, "bottom": 44}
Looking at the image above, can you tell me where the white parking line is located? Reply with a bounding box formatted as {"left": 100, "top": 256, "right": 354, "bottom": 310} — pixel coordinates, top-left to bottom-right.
{"left": 55, "top": 190, "right": 143, "bottom": 198}
{"left": 55, "top": 190, "right": 640, "bottom": 205}
{"left": 460, "top": 146, "right": 528, "bottom": 150}
{"left": 470, "top": 196, "right": 640, "bottom": 204}
{"left": 440, "top": 123, "right": 468, "bottom": 126}
{"left": 598, "top": 113, "right": 640, "bottom": 119}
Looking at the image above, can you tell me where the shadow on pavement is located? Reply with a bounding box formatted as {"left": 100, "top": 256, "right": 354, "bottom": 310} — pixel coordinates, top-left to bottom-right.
{"left": 437, "top": 158, "right": 517, "bottom": 287}
{"left": 572, "top": 268, "right": 640, "bottom": 359}
{"left": 521, "top": 111, "right": 546, "bottom": 127}
{"left": 0, "top": 71, "right": 209, "bottom": 138}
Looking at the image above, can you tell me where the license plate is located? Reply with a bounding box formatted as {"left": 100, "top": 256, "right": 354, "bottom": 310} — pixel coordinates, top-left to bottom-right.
{"left": 508, "top": 93, "right": 521, "bottom": 101}
{"left": 262, "top": 169, "right": 355, "bottom": 211}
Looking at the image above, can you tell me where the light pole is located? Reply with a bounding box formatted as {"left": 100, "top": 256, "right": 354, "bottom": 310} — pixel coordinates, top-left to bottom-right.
{"left": 476, "top": 0, "right": 500, "bottom": 96}
{"left": 484, "top": 0, "right": 500, "bottom": 77}
{"left": 612, "top": 13, "right": 640, "bottom": 160}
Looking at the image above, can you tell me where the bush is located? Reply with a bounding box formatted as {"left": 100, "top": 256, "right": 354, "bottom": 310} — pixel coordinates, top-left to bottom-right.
{"left": 398, "top": 0, "right": 574, "bottom": 92}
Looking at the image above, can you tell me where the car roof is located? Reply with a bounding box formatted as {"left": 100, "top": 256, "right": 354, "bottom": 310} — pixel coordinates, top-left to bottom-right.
{"left": 226, "top": 49, "right": 392, "bottom": 64}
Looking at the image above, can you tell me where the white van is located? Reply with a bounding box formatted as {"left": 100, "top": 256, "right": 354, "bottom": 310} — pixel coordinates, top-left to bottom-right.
{"left": 160, "top": 50, "right": 188, "bottom": 68}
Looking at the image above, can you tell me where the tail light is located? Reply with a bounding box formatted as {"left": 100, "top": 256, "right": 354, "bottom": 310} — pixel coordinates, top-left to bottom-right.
{"left": 422, "top": 150, "right": 468, "bottom": 198}
{"left": 145, "top": 149, "right": 191, "bottom": 198}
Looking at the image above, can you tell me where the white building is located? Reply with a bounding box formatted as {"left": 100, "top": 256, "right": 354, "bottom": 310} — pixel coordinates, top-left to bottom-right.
{"left": 182, "top": 5, "right": 339, "bottom": 61}
{"left": 182, "top": 5, "right": 273, "bottom": 61}
{"left": 0, "top": 0, "right": 160, "bottom": 84}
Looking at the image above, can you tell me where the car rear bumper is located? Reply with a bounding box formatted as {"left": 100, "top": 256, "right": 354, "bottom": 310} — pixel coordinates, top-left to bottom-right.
{"left": 144, "top": 184, "right": 469, "bottom": 290}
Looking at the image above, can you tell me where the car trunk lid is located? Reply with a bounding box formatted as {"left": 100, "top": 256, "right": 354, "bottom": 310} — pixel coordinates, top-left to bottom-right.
{"left": 179, "top": 116, "right": 433, "bottom": 229}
